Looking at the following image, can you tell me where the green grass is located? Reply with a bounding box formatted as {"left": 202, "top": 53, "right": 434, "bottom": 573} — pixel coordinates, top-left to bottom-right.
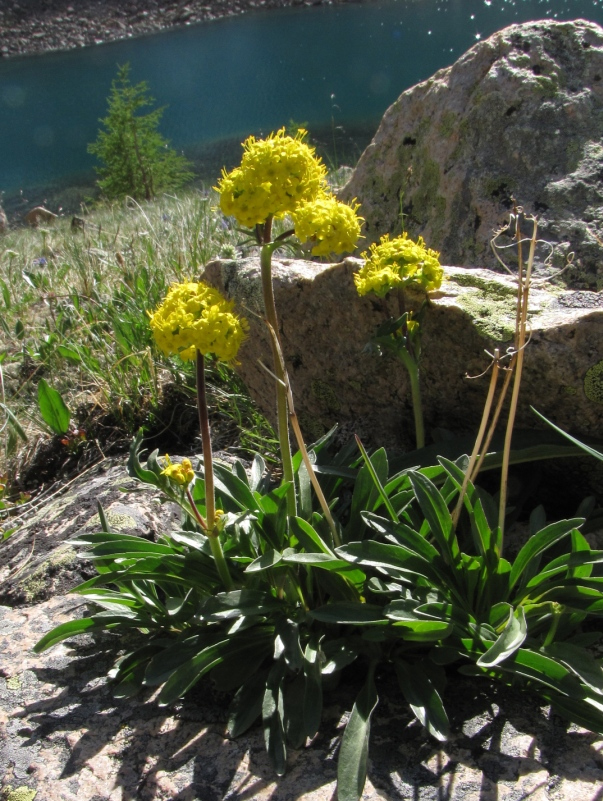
{"left": 0, "top": 188, "right": 277, "bottom": 500}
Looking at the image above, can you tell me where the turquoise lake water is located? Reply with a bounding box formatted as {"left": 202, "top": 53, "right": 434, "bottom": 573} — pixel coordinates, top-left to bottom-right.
{"left": 1, "top": 0, "right": 603, "bottom": 199}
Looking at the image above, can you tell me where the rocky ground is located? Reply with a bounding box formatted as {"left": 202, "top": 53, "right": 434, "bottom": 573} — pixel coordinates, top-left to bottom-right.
{"left": 0, "top": 0, "right": 368, "bottom": 59}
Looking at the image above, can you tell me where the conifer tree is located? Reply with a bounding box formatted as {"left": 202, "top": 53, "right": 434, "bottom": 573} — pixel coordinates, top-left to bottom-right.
{"left": 88, "top": 64, "right": 193, "bottom": 201}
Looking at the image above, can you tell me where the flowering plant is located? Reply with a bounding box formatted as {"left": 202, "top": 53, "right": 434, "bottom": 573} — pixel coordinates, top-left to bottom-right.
{"left": 217, "top": 128, "right": 363, "bottom": 516}
{"left": 356, "top": 233, "right": 443, "bottom": 450}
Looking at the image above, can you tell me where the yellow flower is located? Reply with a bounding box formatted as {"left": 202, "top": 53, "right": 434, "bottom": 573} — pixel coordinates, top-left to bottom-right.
{"left": 216, "top": 128, "right": 327, "bottom": 227}
{"left": 292, "top": 195, "right": 363, "bottom": 256}
{"left": 161, "top": 456, "right": 195, "bottom": 486}
{"left": 355, "top": 234, "right": 443, "bottom": 297}
{"left": 149, "top": 282, "right": 247, "bottom": 362}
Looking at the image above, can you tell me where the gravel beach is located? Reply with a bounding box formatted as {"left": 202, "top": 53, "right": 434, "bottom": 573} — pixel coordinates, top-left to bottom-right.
{"left": 0, "top": 0, "right": 368, "bottom": 58}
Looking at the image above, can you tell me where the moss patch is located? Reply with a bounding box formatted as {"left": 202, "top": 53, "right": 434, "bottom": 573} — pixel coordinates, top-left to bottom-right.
{"left": 311, "top": 380, "right": 341, "bottom": 414}
{"left": 584, "top": 360, "right": 603, "bottom": 404}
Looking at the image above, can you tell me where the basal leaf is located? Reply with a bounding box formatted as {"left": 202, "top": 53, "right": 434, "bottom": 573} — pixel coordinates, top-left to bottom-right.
{"left": 337, "top": 664, "right": 379, "bottom": 801}
{"left": 477, "top": 606, "right": 527, "bottom": 668}
{"left": 395, "top": 658, "right": 449, "bottom": 742}
{"left": 509, "top": 519, "right": 583, "bottom": 592}
{"left": 263, "top": 660, "right": 287, "bottom": 776}
{"left": 543, "top": 642, "right": 603, "bottom": 695}
{"left": 34, "top": 617, "right": 107, "bottom": 652}
{"left": 303, "top": 638, "right": 323, "bottom": 738}
{"left": 309, "top": 602, "right": 388, "bottom": 625}
{"left": 227, "top": 669, "right": 269, "bottom": 737}
{"left": 408, "top": 471, "right": 459, "bottom": 565}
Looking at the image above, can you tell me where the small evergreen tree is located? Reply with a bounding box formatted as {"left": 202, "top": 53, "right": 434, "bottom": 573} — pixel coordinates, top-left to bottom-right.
{"left": 88, "top": 64, "right": 193, "bottom": 201}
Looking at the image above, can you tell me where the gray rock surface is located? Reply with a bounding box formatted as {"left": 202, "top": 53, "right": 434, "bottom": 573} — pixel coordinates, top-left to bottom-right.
{"left": 204, "top": 256, "right": 603, "bottom": 454}
{"left": 0, "top": 0, "right": 370, "bottom": 59}
{"left": 0, "top": 458, "right": 181, "bottom": 608}
{"left": 340, "top": 19, "right": 603, "bottom": 289}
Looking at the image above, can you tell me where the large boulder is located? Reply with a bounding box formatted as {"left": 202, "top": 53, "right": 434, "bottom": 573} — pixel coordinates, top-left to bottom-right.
{"left": 340, "top": 19, "right": 603, "bottom": 289}
{"left": 204, "top": 256, "right": 603, "bottom": 456}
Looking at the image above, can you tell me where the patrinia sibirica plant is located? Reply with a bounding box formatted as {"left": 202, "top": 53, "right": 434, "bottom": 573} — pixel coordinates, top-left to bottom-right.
{"left": 355, "top": 232, "right": 444, "bottom": 450}
{"left": 35, "top": 138, "right": 603, "bottom": 801}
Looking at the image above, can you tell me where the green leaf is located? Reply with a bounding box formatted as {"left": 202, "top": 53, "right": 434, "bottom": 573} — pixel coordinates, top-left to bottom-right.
{"left": 158, "top": 636, "right": 261, "bottom": 706}
{"left": 337, "top": 664, "right": 379, "bottom": 801}
{"left": 97, "top": 502, "right": 113, "bottom": 535}
{"left": 297, "top": 456, "right": 313, "bottom": 521}
{"left": 509, "top": 519, "right": 583, "bottom": 592}
{"left": 37, "top": 378, "right": 71, "bottom": 435}
{"left": 263, "top": 660, "right": 287, "bottom": 776}
{"left": 344, "top": 446, "right": 389, "bottom": 541}
{"left": 532, "top": 408, "right": 603, "bottom": 463}
{"left": 362, "top": 512, "right": 440, "bottom": 562}
{"left": 408, "top": 471, "right": 459, "bottom": 565}
{"left": 289, "top": 516, "right": 333, "bottom": 555}
{"left": 0, "top": 278, "right": 11, "bottom": 309}
{"left": 213, "top": 637, "right": 273, "bottom": 692}
{"left": 228, "top": 670, "right": 269, "bottom": 737}
{"left": 303, "top": 639, "right": 323, "bottom": 738}
{"left": 127, "top": 430, "right": 160, "bottom": 487}
{"left": 477, "top": 607, "right": 527, "bottom": 667}
{"left": 309, "top": 602, "right": 387, "bottom": 625}
{"left": 245, "top": 548, "right": 283, "bottom": 573}
{"left": 549, "top": 693, "right": 603, "bottom": 736}
{"left": 284, "top": 671, "right": 307, "bottom": 749}
{"left": 250, "top": 453, "right": 266, "bottom": 492}
{"left": 543, "top": 642, "right": 603, "bottom": 695}
{"left": 1, "top": 403, "right": 28, "bottom": 443}
{"left": 213, "top": 461, "right": 260, "bottom": 512}
{"left": 34, "top": 616, "right": 106, "bottom": 652}
{"left": 56, "top": 344, "right": 82, "bottom": 363}
{"left": 392, "top": 619, "right": 453, "bottom": 642}
{"left": 199, "top": 589, "right": 283, "bottom": 621}
{"left": 337, "top": 539, "right": 446, "bottom": 588}
{"left": 281, "top": 551, "right": 350, "bottom": 570}
{"left": 355, "top": 438, "right": 399, "bottom": 523}
{"left": 395, "top": 658, "right": 449, "bottom": 741}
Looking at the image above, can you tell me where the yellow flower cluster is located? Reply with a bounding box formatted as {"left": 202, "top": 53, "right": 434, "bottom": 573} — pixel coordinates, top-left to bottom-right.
{"left": 292, "top": 195, "right": 364, "bottom": 256}
{"left": 150, "top": 282, "right": 247, "bottom": 362}
{"left": 161, "top": 456, "right": 195, "bottom": 486}
{"left": 355, "top": 234, "right": 443, "bottom": 297}
{"left": 217, "top": 128, "right": 328, "bottom": 227}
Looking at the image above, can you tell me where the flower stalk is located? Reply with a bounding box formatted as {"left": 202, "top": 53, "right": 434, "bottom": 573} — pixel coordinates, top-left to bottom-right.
{"left": 196, "top": 350, "right": 234, "bottom": 590}
{"left": 260, "top": 237, "right": 297, "bottom": 517}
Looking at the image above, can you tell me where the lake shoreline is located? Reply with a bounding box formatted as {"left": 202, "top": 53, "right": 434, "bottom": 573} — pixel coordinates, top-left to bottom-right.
{"left": 0, "top": 0, "right": 372, "bottom": 59}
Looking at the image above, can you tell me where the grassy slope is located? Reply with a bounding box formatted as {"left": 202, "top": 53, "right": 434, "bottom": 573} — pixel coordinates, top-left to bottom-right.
{"left": 0, "top": 189, "right": 277, "bottom": 513}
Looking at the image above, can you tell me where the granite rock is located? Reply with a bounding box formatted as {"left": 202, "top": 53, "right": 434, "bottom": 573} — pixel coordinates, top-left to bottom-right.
{"left": 340, "top": 19, "right": 603, "bottom": 289}
{"left": 204, "top": 256, "right": 603, "bottom": 455}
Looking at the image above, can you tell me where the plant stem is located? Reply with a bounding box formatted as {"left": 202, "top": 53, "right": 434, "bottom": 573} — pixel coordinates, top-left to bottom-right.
{"left": 452, "top": 351, "right": 500, "bottom": 530}
{"left": 196, "top": 350, "right": 233, "bottom": 591}
{"left": 260, "top": 236, "right": 297, "bottom": 517}
{"left": 399, "top": 349, "right": 425, "bottom": 450}
{"left": 498, "top": 214, "right": 537, "bottom": 545}
{"left": 265, "top": 323, "right": 342, "bottom": 547}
